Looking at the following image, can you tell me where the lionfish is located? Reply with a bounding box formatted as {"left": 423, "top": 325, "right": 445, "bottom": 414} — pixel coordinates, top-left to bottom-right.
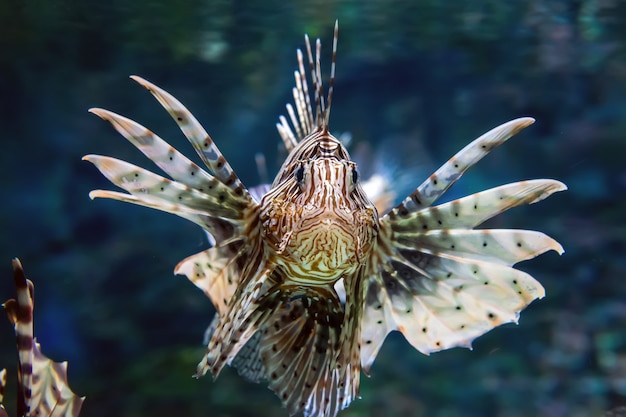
{"left": 1, "top": 259, "right": 84, "bottom": 417}
{"left": 83, "top": 22, "right": 565, "bottom": 417}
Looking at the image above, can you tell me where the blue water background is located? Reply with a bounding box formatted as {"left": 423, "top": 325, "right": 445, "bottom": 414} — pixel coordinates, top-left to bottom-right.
{"left": 1, "top": 2, "right": 625, "bottom": 416}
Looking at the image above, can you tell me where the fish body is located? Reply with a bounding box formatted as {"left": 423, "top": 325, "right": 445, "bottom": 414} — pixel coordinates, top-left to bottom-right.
{"left": 84, "top": 22, "right": 565, "bottom": 417}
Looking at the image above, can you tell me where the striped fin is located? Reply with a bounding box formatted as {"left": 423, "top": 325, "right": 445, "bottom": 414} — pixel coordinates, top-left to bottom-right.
{"left": 201, "top": 314, "right": 267, "bottom": 383}
{"left": 202, "top": 313, "right": 267, "bottom": 383}
{"left": 361, "top": 250, "right": 547, "bottom": 370}
{"left": 259, "top": 286, "right": 343, "bottom": 416}
{"left": 88, "top": 108, "right": 244, "bottom": 203}
{"left": 231, "top": 330, "right": 265, "bottom": 383}
{"left": 83, "top": 155, "right": 247, "bottom": 219}
{"left": 362, "top": 220, "right": 563, "bottom": 372}
{"left": 174, "top": 241, "right": 246, "bottom": 317}
{"left": 197, "top": 266, "right": 277, "bottom": 378}
{"left": 85, "top": 81, "right": 256, "bottom": 246}
{"left": 393, "top": 229, "right": 563, "bottom": 266}
{"left": 129, "top": 76, "right": 249, "bottom": 199}
{"left": 31, "top": 342, "right": 84, "bottom": 417}
{"left": 87, "top": 189, "right": 240, "bottom": 244}
{"left": 4, "top": 258, "right": 34, "bottom": 417}
{"left": 3, "top": 258, "right": 84, "bottom": 417}
{"left": 331, "top": 267, "right": 364, "bottom": 415}
{"left": 83, "top": 155, "right": 247, "bottom": 244}
{"left": 0, "top": 369, "right": 6, "bottom": 417}
{"left": 389, "top": 118, "right": 536, "bottom": 215}
{"left": 389, "top": 179, "right": 567, "bottom": 231}
{"left": 198, "top": 272, "right": 361, "bottom": 417}
{"left": 361, "top": 118, "right": 566, "bottom": 372}
{"left": 259, "top": 272, "right": 364, "bottom": 417}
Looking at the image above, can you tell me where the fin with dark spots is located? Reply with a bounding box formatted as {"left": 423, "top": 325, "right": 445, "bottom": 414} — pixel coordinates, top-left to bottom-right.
{"left": 196, "top": 266, "right": 278, "bottom": 379}
{"left": 389, "top": 179, "right": 567, "bottom": 231}
{"left": 201, "top": 314, "right": 266, "bottom": 384}
{"left": 231, "top": 329, "right": 266, "bottom": 383}
{"left": 129, "top": 76, "right": 249, "bottom": 199}
{"left": 85, "top": 155, "right": 247, "bottom": 218}
{"left": 83, "top": 153, "right": 247, "bottom": 245}
{"left": 84, "top": 77, "right": 257, "bottom": 247}
{"left": 361, "top": 247, "right": 552, "bottom": 371}
{"left": 86, "top": 108, "right": 248, "bottom": 207}
{"left": 362, "top": 120, "right": 566, "bottom": 372}
{"left": 389, "top": 118, "right": 538, "bottom": 215}
{"left": 198, "top": 267, "right": 362, "bottom": 417}
{"left": 174, "top": 240, "right": 247, "bottom": 317}
{"left": 2, "top": 258, "right": 84, "bottom": 417}
{"left": 258, "top": 285, "right": 344, "bottom": 417}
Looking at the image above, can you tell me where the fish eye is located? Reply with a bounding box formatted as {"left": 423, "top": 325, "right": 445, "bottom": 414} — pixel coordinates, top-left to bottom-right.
{"left": 295, "top": 165, "right": 305, "bottom": 183}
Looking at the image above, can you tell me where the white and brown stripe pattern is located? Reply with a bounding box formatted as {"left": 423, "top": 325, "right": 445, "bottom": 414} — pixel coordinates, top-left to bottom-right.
{"left": 4, "top": 258, "right": 35, "bottom": 417}
{"left": 2, "top": 259, "right": 84, "bottom": 417}
{"left": 276, "top": 21, "right": 339, "bottom": 151}
{"left": 0, "top": 366, "right": 7, "bottom": 417}
{"left": 260, "top": 150, "right": 376, "bottom": 286}
{"left": 131, "top": 76, "right": 249, "bottom": 199}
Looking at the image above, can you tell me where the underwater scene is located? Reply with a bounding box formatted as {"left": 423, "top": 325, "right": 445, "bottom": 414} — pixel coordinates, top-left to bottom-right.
{"left": 1, "top": 1, "right": 625, "bottom": 416}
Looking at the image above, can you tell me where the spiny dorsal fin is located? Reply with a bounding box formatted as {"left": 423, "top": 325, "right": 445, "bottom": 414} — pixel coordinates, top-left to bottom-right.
{"left": 276, "top": 21, "right": 339, "bottom": 150}
{"left": 325, "top": 20, "right": 338, "bottom": 131}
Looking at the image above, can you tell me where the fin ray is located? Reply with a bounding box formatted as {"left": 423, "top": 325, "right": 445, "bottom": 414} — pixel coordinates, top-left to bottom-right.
{"left": 83, "top": 155, "right": 247, "bottom": 219}
{"left": 390, "top": 118, "right": 536, "bottom": 214}
{"left": 362, "top": 247, "right": 546, "bottom": 370}
{"left": 88, "top": 108, "right": 246, "bottom": 202}
{"left": 88, "top": 189, "right": 240, "bottom": 243}
{"left": 393, "top": 229, "right": 564, "bottom": 266}
{"left": 130, "top": 75, "right": 249, "bottom": 198}
{"left": 389, "top": 179, "right": 567, "bottom": 231}
{"left": 174, "top": 242, "right": 246, "bottom": 316}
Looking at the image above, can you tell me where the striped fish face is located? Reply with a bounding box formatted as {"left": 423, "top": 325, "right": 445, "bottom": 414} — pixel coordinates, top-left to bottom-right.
{"left": 260, "top": 131, "right": 378, "bottom": 285}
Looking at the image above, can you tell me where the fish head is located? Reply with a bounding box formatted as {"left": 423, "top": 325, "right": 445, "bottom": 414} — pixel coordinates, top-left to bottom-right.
{"left": 261, "top": 130, "right": 379, "bottom": 285}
